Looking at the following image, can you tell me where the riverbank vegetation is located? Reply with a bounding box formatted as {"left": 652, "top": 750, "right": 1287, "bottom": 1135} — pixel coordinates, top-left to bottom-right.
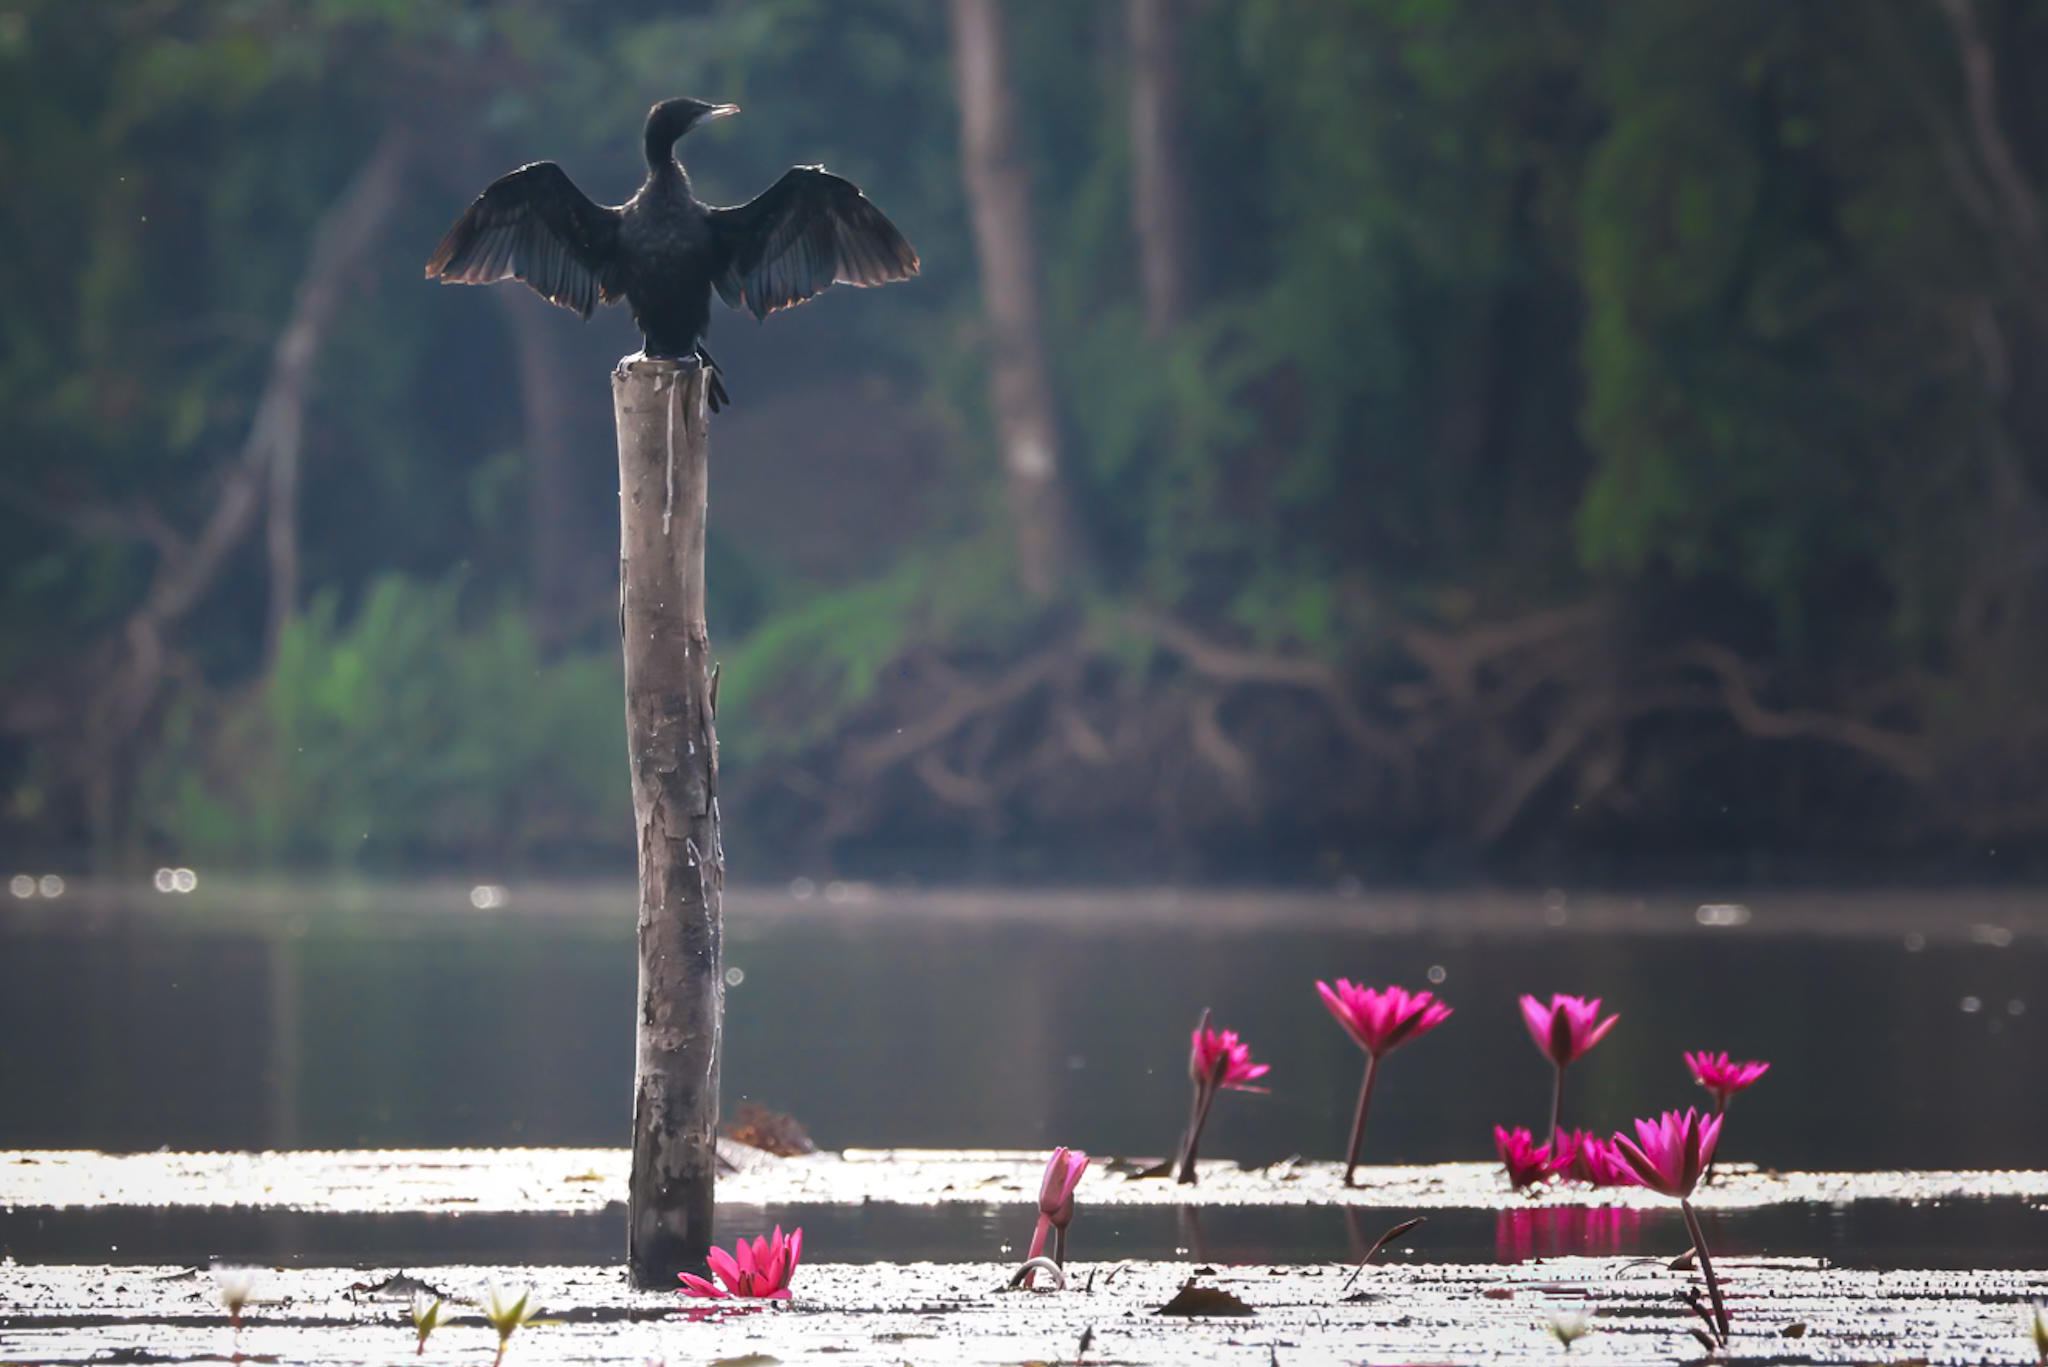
{"left": 5, "top": 1, "right": 2048, "bottom": 881}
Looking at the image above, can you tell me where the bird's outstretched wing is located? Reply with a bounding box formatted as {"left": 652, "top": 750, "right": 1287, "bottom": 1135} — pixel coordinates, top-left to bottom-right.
{"left": 425, "top": 162, "right": 621, "bottom": 318}
{"left": 708, "top": 166, "right": 919, "bottom": 320}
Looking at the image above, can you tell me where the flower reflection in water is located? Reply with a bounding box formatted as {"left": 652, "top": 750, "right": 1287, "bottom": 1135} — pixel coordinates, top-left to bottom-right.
{"left": 1494, "top": 1205, "right": 1648, "bottom": 1263}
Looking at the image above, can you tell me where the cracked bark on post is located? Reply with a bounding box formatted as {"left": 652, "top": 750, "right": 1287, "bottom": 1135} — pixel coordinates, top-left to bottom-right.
{"left": 614, "top": 357, "right": 723, "bottom": 1289}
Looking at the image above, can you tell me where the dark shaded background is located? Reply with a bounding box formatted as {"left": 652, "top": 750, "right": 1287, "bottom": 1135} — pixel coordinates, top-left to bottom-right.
{"left": 4, "top": 1, "right": 2048, "bottom": 885}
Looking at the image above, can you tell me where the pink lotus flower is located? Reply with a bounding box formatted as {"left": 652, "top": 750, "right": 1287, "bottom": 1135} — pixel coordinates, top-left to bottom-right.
{"left": 1685, "top": 1051, "right": 1769, "bottom": 1185}
{"left": 1316, "top": 981, "right": 1454, "bottom": 1058}
{"left": 1494, "top": 1126, "right": 1567, "bottom": 1191}
{"left": 1519, "top": 994, "right": 1619, "bottom": 1147}
{"left": 1022, "top": 1147, "right": 1088, "bottom": 1284}
{"left": 677, "top": 1226, "right": 802, "bottom": 1300}
{"left": 1520, "top": 994, "right": 1620, "bottom": 1068}
{"left": 1611, "top": 1108, "right": 1720, "bottom": 1199}
{"left": 1189, "top": 1024, "right": 1272, "bottom": 1092}
{"left": 1175, "top": 1010, "right": 1268, "bottom": 1185}
{"left": 1557, "top": 1129, "right": 1636, "bottom": 1187}
{"left": 1685, "top": 1051, "right": 1770, "bottom": 1108}
{"left": 1315, "top": 981, "right": 1453, "bottom": 1187}
{"left": 1611, "top": 1109, "right": 1728, "bottom": 1343}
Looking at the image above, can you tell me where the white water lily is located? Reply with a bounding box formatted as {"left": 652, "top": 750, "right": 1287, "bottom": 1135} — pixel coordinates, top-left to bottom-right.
{"left": 483, "top": 1284, "right": 542, "bottom": 1366}
{"left": 1547, "top": 1308, "right": 1593, "bottom": 1351}
{"left": 410, "top": 1291, "right": 446, "bottom": 1354}
{"left": 212, "top": 1264, "right": 257, "bottom": 1325}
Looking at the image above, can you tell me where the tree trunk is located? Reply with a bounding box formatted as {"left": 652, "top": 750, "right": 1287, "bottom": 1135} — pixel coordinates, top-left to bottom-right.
{"left": 500, "top": 287, "right": 590, "bottom": 650}
{"left": 949, "top": 0, "right": 1076, "bottom": 597}
{"left": 256, "top": 129, "right": 409, "bottom": 667}
{"left": 614, "top": 358, "right": 724, "bottom": 1289}
{"left": 1128, "top": 0, "right": 1192, "bottom": 337}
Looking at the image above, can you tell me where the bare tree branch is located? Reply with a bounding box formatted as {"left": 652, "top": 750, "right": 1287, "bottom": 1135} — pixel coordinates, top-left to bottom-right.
{"left": 262, "top": 127, "right": 411, "bottom": 659}
{"left": 0, "top": 480, "right": 190, "bottom": 570}
{"left": 840, "top": 640, "right": 1078, "bottom": 780}
{"left": 1187, "top": 689, "right": 1257, "bottom": 811}
{"left": 1473, "top": 695, "right": 1609, "bottom": 846}
{"left": 1123, "top": 610, "right": 1407, "bottom": 760}
{"left": 1933, "top": 0, "right": 2048, "bottom": 331}
{"left": 1399, "top": 603, "right": 1606, "bottom": 704}
{"left": 1666, "top": 642, "right": 1932, "bottom": 779}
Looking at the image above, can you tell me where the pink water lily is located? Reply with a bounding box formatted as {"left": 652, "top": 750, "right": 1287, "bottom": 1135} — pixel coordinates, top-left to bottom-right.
{"left": 1189, "top": 1023, "right": 1271, "bottom": 1092}
{"left": 1520, "top": 994, "right": 1619, "bottom": 1147}
{"left": 1686, "top": 1051, "right": 1768, "bottom": 1184}
{"left": 1317, "top": 981, "right": 1454, "bottom": 1058}
{"left": 1022, "top": 1146, "right": 1088, "bottom": 1284}
{"left": 1175, "top": 1010, "right": 1269, "bottom": 1185}
{"left": 1494, "top": 1126, "right": 1567, "bottom": 1191}
{"left": 1612, "top": 1108, "right": 1720, "bottom": 1199}
{"left": 1316, "top": 981, "right": 1453, "bottom": 1187}
{"left": 677, "top": 1226, "right": 803, "bottom": 1300}
{"left": 1612, "top": 1110, "right": 1728, "bottom": 1344}
{"left": 1521, "top": 994, "right": 1619, "bottom": 1068}
{"left": 1556, "top": 1129, "right": 1635, "bottom": 1188}
{"left": 1685, "top": 1051, "right": 1770, "bottom": 1108}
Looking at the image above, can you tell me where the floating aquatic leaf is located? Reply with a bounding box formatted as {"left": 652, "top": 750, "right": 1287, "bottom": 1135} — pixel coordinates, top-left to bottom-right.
{"left": 1153, "top": 1281, "right": 1255, "bottom": 1317}
{"left": 349, "top": 1271, "right": 446, "bottom": 1301}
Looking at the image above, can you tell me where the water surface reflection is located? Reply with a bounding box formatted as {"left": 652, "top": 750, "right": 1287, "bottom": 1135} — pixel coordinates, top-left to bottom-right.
{"left": 6, "top": 1199, "right": 2044, "bottom": 1272}
{"left": 0, "top": 886, "right": 2038, "bottom": 1171}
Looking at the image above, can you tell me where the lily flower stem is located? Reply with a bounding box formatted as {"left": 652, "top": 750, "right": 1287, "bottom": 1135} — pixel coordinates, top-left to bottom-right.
{"left": 1176, "top": 1082, "right": 1218, "bottom": 1184}
{"left": 1680, "top": 1198, "right": 1730, "bottom": 1344}
{"left": 1021, "top": 1214, "right": 1054, "bottom": 1289}
{"left": 1547, "top": 1062, "right": 1565, "bottom": 1150}
{"left": 1341, "top": 1052, "right": 1382, "bottom": 1188}
{"left": 1176, "top": 1055, "right": 1229, "bottom": 1185}
{"left": 1702, "top": 1099, "right": 1728, "bottom": 1186}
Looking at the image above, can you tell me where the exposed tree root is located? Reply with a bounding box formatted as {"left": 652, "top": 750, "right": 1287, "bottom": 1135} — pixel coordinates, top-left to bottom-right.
{"left": 764, "top": 595, "right": 1946, "bottom": 863}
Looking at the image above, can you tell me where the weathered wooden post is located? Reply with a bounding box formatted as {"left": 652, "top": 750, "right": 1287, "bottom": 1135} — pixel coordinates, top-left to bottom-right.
{"left": 614, "top": 357, "right": 724, "bottom": 1289}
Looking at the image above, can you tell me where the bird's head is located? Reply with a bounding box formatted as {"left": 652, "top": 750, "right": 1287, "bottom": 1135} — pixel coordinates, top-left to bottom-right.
{"left": 644, "top": 97, "right": 740, "bottom": 166}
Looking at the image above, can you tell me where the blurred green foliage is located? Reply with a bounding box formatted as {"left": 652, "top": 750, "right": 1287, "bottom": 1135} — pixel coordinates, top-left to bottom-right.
{"left": 139, "top": 574, "right": 628, "bottom": 867}
{"left": 3, "top": 0, "right": 2043, "bottom": 871}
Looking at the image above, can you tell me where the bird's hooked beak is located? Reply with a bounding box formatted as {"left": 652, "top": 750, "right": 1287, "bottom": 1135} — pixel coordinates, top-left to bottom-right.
{"left": 702, "top": 104, "right": 741, "bottom": 124}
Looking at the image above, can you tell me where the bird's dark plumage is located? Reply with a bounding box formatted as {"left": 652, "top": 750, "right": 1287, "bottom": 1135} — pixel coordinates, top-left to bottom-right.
{"left": 426, "top": 97, "right": 919, "bottom": 409}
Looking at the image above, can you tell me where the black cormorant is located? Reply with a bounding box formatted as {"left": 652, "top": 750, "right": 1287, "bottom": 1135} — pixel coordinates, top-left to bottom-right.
{"left": 426, "top": 97, "right": 919, "bottom": 409}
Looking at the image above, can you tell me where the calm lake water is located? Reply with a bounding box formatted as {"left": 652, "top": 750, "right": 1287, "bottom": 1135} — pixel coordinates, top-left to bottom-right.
{"left": 9, "top": 1198, "right": 2047, "bottom": 1271}
{"left": 1, "top": 882, "right": 2039, "bottom": 1173}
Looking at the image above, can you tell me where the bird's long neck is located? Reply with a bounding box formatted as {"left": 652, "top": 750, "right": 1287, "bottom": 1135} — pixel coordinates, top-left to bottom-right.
{"left": 643, "top": 104, "right": 693, "bottom": 177}
{"left": 643, "top": 152, "right": 690, "bottom": 195}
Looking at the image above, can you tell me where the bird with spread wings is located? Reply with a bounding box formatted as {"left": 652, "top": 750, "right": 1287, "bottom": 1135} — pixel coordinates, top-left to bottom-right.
{"left": 427, "top": 97, "right": 919, "bottom": 411}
